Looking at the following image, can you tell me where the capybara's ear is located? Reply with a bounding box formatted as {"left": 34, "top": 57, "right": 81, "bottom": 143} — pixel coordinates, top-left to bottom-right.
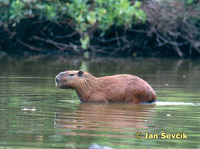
{"left": 78, "top": 70, "right": 84, "bottom": 77}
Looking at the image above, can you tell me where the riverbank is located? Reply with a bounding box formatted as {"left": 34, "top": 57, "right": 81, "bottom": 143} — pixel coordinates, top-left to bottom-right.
{"left": 0, "top": 0, "right": 199, "bottom": 58}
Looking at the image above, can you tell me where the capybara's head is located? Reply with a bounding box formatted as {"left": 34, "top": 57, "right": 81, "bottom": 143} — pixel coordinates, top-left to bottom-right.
{"left": 55, "top": 70, "right": 85, "bottom": 89}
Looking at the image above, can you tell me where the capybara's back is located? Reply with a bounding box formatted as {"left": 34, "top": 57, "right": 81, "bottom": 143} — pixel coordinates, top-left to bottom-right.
{"left": 55, "top": 70, "right": 156, "bottom": 104}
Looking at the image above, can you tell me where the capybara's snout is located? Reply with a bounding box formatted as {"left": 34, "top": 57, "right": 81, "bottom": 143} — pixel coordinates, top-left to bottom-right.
{"left": 55, "top": 72, "right": 64, "bottom": 87}
{"left": 55, "top": 75, "right": 59, "bottom": 87}
{"left": 55, "top": 77, "right": 59, "bottom": 84}
{"left": 55, "top": 71, "right": 72, "bottom": 88}
{"left": 55, "top": 71, "right": 67, "bottom": 83}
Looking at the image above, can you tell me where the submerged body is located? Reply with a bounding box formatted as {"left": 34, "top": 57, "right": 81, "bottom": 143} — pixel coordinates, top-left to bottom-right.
{"left": 55, "top": 70, "right": 156, "bottom": 104}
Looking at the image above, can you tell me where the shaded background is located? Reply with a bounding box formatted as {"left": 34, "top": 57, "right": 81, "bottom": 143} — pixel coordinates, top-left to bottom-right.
{"left": 0, "top": 0, "right": 199, "bottom": 58}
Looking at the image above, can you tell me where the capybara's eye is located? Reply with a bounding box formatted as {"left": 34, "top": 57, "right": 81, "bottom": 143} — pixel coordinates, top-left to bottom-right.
{"left": 69, "top": 74, "right": 74, "bottom": 77}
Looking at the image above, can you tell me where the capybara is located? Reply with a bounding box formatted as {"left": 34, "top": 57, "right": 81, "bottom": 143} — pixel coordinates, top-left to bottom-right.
{"left": 55, "top": 70, "right": 156, "bottom": 104}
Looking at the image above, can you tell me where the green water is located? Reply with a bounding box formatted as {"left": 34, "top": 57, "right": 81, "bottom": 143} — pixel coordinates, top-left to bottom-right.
{"left": 0, "top": 56, "right": 200, "bottom": 149}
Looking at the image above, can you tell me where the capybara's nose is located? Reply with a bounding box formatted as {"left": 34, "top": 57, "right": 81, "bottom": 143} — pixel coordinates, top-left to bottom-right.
{"left": 55, "top": 77, "right": 59, "bottom": 83}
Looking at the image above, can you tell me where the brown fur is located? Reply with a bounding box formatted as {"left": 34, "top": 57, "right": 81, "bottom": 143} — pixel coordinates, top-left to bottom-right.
{"left": 55, "top": 70, "right": 156, "bottom": 104}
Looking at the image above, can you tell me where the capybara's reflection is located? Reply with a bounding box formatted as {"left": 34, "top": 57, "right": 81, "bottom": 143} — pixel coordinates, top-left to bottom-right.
{"left": 55, "top": 103, "right": 155, "bottom": 137}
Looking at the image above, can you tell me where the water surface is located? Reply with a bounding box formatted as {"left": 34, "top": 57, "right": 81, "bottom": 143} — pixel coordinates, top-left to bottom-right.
{"left": 0, "top": 56, "right": 200, "bottom": 149}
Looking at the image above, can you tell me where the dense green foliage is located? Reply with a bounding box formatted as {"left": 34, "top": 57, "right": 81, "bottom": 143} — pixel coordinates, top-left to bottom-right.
{"left": 67, "top": 0, "right": 146, "bottom": 49}
{"left": 0, "top": 0, "right": 146, "bottom": 50}
{"left": 0, "top": 0, "right": 199, "bottom": 57}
